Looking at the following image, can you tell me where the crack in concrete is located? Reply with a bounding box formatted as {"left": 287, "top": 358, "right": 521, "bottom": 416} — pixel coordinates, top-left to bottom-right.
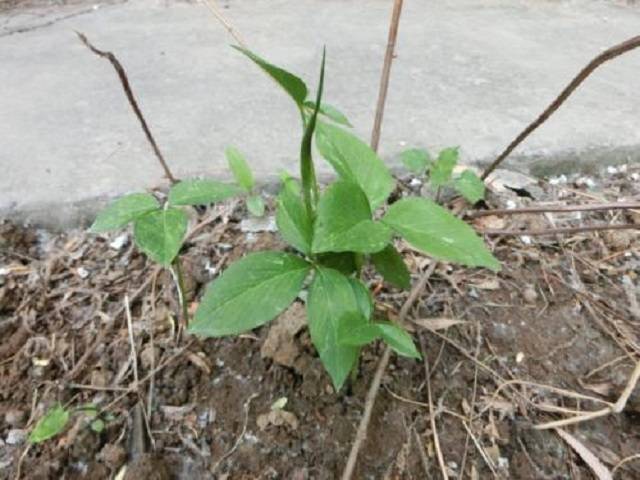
{"left": 0, "top": 7, "right": 96, "bottom": 37}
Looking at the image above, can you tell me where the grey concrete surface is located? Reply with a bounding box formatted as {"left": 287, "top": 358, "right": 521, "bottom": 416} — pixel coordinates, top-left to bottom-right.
{"left": 1, "top": 0, "right": 639, "bottom": 227}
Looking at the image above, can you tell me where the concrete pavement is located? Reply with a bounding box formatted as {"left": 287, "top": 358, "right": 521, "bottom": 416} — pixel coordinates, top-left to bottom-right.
{"left": 1, "top": 0, "right": 639, "bottom": 227}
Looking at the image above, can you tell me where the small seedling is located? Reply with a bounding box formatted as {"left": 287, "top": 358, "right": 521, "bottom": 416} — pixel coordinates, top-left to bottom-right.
{"left": 401, "top": 146, "right": 486, "bottom": 203}
{"left": 91, "top": 178, "right": 244, "bottom": 324}
{"left": 226, "top": 146, "right": 265, "bottom": 217}
{"left": 188, "top": 47, "right": 500, "bottom": 391}
{"left": 28, "top": 404, "right": 109, "bottom": 444}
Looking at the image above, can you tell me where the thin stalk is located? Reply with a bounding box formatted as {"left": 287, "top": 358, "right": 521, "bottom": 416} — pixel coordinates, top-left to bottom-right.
{"left": 300, "top": 49, "right": 326, "bottom": 220}
{"left": 76, "top": 32, "right": 178, "bottom": 184}
{"left": 370, "top": 0, "right": 404, "bottom": 152}
{"left": 172, "top": 257, "right": 189, "bottom": 329}
{"left": 481, "top": 34, "right": 640, "bottom": 180}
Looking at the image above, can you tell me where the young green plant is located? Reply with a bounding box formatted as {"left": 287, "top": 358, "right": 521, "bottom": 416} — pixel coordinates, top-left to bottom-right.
{"left": 28, "top": 403, "right": 110, "bottom": 445}
{"left": 226, "top": 146, "right": 265, "bottom": 217}
{"left": 401, "top": 146, "right": 486, "bottom": 203}
{"left": 188, "top": 47, "right": 500, "bottom": 391}
{"left": 91, "top": 178, "right": 243, "bottom": 325}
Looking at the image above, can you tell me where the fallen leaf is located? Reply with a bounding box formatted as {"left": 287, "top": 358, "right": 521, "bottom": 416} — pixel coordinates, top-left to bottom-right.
{"left": 261, "top": 303, "right": 307, "bottom": 368}
{"left": 256, "top": 409, "right": 299, "bottom": 431}
{"left": 579, "top": 381, "right": 613, "bottom": 397}
{"left": 412, "top": 317, "right": 467, "bottom": 331}
{"left": 472, "top": 215, "right": 506, "bottom": 231}
{"left": 555, "top": 428, "right": 613, "bottom": 480}
{"left": 471, "top": 278, "right": 501, "bottom": 290}
{"left": 186, "top": 352, "right": 212, "bottom": 374}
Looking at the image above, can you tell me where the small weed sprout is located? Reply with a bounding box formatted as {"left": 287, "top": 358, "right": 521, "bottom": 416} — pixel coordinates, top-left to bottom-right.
{"left": 187, "top": 47, "right": 500, "bottom": 391}
{"left": 28, "top": 404, "right": 109, "bottom": 445}
{"left": 401, "top": 147, "right": 486, "bottom": 203}
{"left": 226, "top": 146, "right": 265, "bottom": 217}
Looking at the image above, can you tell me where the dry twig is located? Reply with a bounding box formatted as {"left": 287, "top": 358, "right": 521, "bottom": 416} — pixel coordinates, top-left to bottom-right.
{"left": 534, "top": 360, "right": 640, "bottom": 430}
{"left": 341, "top": 261, "right": 437, "bottom": 480}
{"left": 483, "top": 223, "right": 639, "bottom": 237}
{"left": 481, "top": 35, "right": 640, "bottom": 179}
{"left": 420, "top": 335, "right": 448, "bottom": 479}
{"left": 469, "top": 201, "right": 640, "bottom": 218}
{"left": 210, "top": 392, "right": 258, "bottom": 474}
{"left": 370, "top": 0, "right": 404, "bottom": 152}
{"left": 124, "top": 295, "right": 140, "bottom": 388}
{"left": 76, "top": 32, "right": 177, "bottom": 184}
{"left": 202, "top": 0, "right": 247, "bottom": 47}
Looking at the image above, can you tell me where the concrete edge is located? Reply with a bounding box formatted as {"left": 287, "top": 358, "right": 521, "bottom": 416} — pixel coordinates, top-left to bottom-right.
{"left": 3, "top": 144, "right": 639, "bottom": 231}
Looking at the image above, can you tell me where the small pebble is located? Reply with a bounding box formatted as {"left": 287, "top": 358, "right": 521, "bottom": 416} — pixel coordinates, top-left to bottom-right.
{"left": 6, "top": 429, "right": 27, "bottom": 446}
{"left": 76, "top": 267, "right": 89, "bottom": 279}
{"left": 523, "top": 285, "right": 538, "bottom": 303}
{"left": 109, "top": 233, "right": 129, "bottom": 250}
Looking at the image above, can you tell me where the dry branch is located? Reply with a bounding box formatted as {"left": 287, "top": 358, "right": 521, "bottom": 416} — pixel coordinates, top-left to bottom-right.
{"left": 469, "top": 201, "right": 640, "bottom": 218}
{"left": 76, "top": 32, "right": 178, "bottom": 184}
{"left": 481, "top": 35, "right": 640, "bottom": 180}
{"left": 370, "top": 0, "right": 404, "bottom": 153}
{"left": 482, "top": 223, "right": 639, "bottom": 237}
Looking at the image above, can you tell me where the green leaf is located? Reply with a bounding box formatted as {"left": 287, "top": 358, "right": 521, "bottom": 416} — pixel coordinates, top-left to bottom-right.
{"left": 338, "top": 318, "right": 380, "bottom": 346}
{"left": 133, "top": 208, "right": 188, "bottom": 266}
{"left": 430, "top": 147, "right": 459, "bottom": 187}
{"left": 90, "top": 419, "right": 105, "bottom": 433}
{"left": 348, "top": 277, "right": 373, "bottom": 320}
{"left": 246, "top": 195, "right": 265, "bottom": 217}
{"left": 312, "top": 181, "right": 392, "bottom": 254}
{"left": 190, "top": 252, "right": 311, "bottom": 337}
{"left": 316, "top": 122, "right": 395, "bottom": 210}
{"left": 376, "top": 323, "right": 421, "bottom": 359}
{"left": 382, "top": 197, "right": 500, "bottom": 271}
{"left": 454, "top": 170, "right": 485, "bottom": 203}
{"left": 401, "top": 148, "right": 431, "bottom": 175}
{"left": 304, "top": 101, "right": 352, "bottom": 127}
{"left": 307, "top": 267, "right": 365, "bottom": 390}
{"left": 276, "top": 178, "right": 313, "bottom": 255}
{"left": 168, "top": 179, "right": 243, "bottom": 206}
{"left": 91, "top": 193, "right": 159, "bottom": 233}
{"left": 233, "top": 46, "right": 308, "bottom": 106}
{"left": 300, "top": 49, "right": 325, "bottom": 216}
{"left": 316, "top": 252, "right": 358, "bottom": 275}
{"left": 371, "top": 244, "right": 411, "bottom": 289}
{"left": 29, "top": 404, "right": 70, "bottom": 444}
{"left": 225, "top": 146, "right": 255, "bottom": 192}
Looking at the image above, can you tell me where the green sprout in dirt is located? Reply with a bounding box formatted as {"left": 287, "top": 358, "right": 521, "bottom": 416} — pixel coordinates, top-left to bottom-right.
{"left": 187, "top": 47, "right": 500, "bottom": 391}
{"left": 91, "top": 176, "right": 243, "bottom": 324}
{"left": 226, "top": 146, "right": 265, "bottom": 217}
{"left": 401, "top": 146, "right": 486, "bottom": 203}
{"left": 28, "top": 403, "right": 110, "bottom": 445}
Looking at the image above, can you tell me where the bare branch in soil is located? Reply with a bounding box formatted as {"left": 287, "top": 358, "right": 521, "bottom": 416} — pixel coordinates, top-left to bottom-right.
{"left": 420, "top": 335, "right": 448, "bottom": 479}
{"left": 469, "top": 201, "right": 640, "bottom": 218}
{"left": 342, "top": 261, "right": 437, "bottom": 480}
{"left": 370, "top": 0, "right": 404, "bottom": 153}
{"left": 534, "top": 360, "right": 640, "bottom": 430}
{"left": 76, "top": 32, "right": 178, "bottom": 184}
{"left": 480, "top": 35, "right": 640, "bottom": 180}
{"left": 210, "top": 392, "right": 259, "bottom": 474}
{"left": 482, "top": 223, "right": 639, "bottom": 237}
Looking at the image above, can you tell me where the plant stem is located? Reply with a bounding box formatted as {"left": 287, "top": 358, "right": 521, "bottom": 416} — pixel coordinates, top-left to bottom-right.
{"left": 300, "top": 50, "right": 326, "bottom": 220}
{"left": 172, "top": 257, "right": 189, "bottom": 329}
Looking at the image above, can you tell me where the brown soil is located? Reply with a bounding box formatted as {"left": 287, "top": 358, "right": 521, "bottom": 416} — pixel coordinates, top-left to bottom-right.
{"left": 1, "top": 167, "right": 640, "bottom": 479}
